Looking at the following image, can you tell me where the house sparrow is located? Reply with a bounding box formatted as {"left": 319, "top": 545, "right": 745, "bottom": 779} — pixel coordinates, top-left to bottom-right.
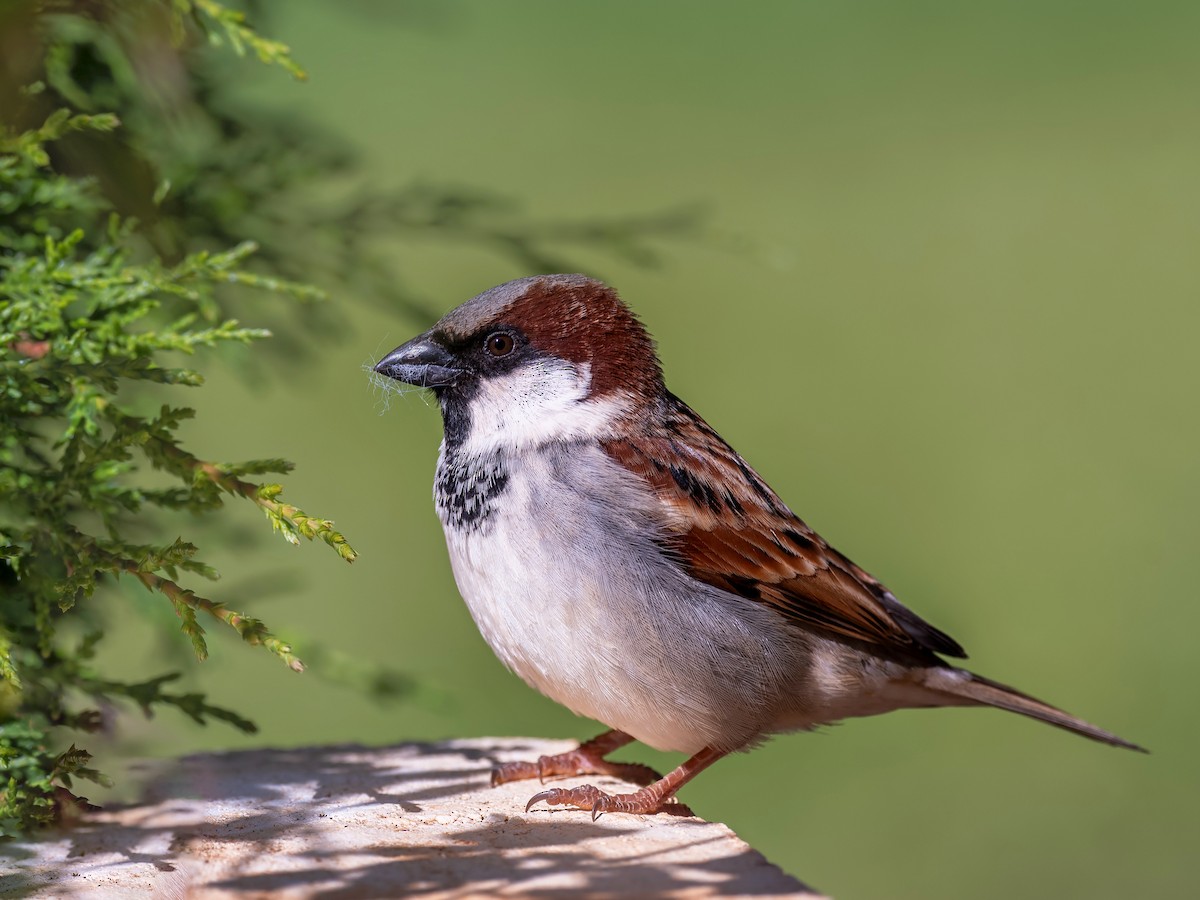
{"left": 373, "top": 274, "right": 1144, "bottom": 818}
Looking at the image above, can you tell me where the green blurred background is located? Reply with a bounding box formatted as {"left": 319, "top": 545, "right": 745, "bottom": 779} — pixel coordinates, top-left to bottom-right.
{"left": 93, "top": 1, "right": 1196, "bottom": 897}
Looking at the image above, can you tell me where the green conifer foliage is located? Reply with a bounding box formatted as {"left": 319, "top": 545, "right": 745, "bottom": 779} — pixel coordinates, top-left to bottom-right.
{"left": 1, "top": 0, "right": 690, "bottom": 837}
{"left": 0, "top": 1, "right": 354, "bottom": 835}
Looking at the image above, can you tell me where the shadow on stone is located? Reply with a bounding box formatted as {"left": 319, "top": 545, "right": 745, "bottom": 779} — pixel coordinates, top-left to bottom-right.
{"left": 4, "top": 738, "right": 820, "bottom": 899}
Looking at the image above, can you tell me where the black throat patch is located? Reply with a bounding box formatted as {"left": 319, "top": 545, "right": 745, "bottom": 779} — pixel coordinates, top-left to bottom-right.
{"left": 435, "top": 447, "right": 509, "bottom": 533}
{"left": 435, "top": 382, "right": 476, "bottom": 450}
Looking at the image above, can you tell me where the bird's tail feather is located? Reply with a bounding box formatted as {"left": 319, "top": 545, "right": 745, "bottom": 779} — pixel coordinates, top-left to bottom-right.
{"left": 921, "top": 667, "right": 1146, "bottom": 752}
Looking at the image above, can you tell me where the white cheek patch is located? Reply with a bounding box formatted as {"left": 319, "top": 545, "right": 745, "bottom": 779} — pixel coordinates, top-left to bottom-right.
{"left": 459, "top": 361, "right": 629, "bottom": 454}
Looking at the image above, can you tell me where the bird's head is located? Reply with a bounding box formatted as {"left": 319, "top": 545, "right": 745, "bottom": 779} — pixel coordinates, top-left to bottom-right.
{"left": 374, "top": 275, "right": 664, "bottom": 452}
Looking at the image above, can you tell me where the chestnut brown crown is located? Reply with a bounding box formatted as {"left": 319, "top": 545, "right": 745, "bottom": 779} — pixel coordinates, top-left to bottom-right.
{"left": 436, "top": 274, "right": 665, "bottom": 401}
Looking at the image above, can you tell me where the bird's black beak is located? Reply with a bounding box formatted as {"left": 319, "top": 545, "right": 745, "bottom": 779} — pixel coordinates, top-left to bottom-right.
{"left": 373, "top": 334, "right": 463, "bottom": 388}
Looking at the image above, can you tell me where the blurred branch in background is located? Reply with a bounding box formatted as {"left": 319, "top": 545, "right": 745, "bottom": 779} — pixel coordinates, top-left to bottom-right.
{"left": 3, "top": 0, "right": 700, "bottom": 339}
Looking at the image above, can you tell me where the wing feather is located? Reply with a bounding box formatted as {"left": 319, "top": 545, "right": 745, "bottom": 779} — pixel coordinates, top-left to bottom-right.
{"left": 602, "top": 393, "right": 966, "bottom": 660}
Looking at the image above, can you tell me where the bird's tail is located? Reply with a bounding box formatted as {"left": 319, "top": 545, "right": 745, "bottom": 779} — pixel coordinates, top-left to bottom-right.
{"left": 920, "top": 667, "right": 1146, "bottom": 752}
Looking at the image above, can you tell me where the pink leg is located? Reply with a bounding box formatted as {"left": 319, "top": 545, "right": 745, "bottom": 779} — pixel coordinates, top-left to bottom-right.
{"left": 491, "top": 730, "right": 662, "bottom": 788}
{"left": 525, "top": 745, "right": 727, "bottom": 820}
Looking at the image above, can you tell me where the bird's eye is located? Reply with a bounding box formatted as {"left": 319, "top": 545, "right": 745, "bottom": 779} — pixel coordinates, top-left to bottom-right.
{"left": 485, "top": 332, "right": 515, "bottom": 357}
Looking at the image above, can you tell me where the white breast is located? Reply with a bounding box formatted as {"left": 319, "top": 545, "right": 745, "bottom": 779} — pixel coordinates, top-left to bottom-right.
{"left": 436, "top": 441, "right": 818, "bottom": 755}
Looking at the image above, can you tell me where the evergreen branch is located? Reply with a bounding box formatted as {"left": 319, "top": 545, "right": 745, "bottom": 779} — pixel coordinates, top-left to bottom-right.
{"left": 52, "top": 745, "right": 112, "bottom": 790}
{"left": 93, "top": 406, "right": 356, "bottom": 562}
{"left": 250, "top": 483, "right": 360, "bottom": 563}
{"left": 0, "top": 110, "right": 120, "bottom": 166}
{"left": 83, "top": 674, "right": 257, "bottom": 733}
{"left": 0, "top": 0, "right": 373, "bottom": 837}
{"left": 76, "top": 536, "right": 305, "bottom": 672}
{"left": 0, "top": 629, "right": 19, "bottom": 689}
{"left": 190, "top": 0, "right": 308, "bottom": 81}
{"left": 126, "top": 564, "right": 305, "bottom": 673}
{"left": 150, "top": 438, "right": 359, "bottom": 563}
{"left": 1, "top": 719, "right": 68, "bottom": 835}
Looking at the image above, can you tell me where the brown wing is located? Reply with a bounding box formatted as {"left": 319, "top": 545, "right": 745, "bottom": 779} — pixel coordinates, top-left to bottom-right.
{"left": 602, "top": 393, "right": 965, "bottom": 660}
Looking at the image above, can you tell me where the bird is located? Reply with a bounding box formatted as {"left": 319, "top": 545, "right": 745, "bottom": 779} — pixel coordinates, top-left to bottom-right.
{"left": 372, "top": 273, "right": 1144, "bottom": 819}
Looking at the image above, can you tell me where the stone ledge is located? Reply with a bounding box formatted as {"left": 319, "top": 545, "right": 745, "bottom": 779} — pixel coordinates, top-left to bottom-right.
{"left": 2, "top": 738, "right": 823, "bottom": 898}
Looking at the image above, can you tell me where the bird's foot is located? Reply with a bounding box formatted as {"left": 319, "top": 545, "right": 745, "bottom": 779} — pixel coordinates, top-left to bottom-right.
{"left": 490, "top": 731, "right": 661, "bottom": 787}
{"left": 524, "top": 783, "right": 695, "bottom": 820}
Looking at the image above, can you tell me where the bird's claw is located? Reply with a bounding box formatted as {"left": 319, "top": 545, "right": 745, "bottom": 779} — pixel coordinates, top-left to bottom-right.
{"left": 491, "top": 747, "right": 661, "bottom": 788}
{"left": 525, "top": 788, "right": 558, "bottom": 813}
{"left": 523, "top": 783, "right": 694, "bottom": 819}
{"left": 524, "top": 784, "right": 606, "bottom": 814}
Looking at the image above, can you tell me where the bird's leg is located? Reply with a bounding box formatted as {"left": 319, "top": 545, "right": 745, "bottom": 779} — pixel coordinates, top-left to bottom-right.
{"left": 525, "top": 745, "right": 727, "bottom": 819}
{"left": 490, "top": 729, "right": 663, "bottom": 788}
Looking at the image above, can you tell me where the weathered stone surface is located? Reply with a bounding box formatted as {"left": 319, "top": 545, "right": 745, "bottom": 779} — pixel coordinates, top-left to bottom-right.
{"left": 2, "top": 738, "right": 823, "bottom": 898}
